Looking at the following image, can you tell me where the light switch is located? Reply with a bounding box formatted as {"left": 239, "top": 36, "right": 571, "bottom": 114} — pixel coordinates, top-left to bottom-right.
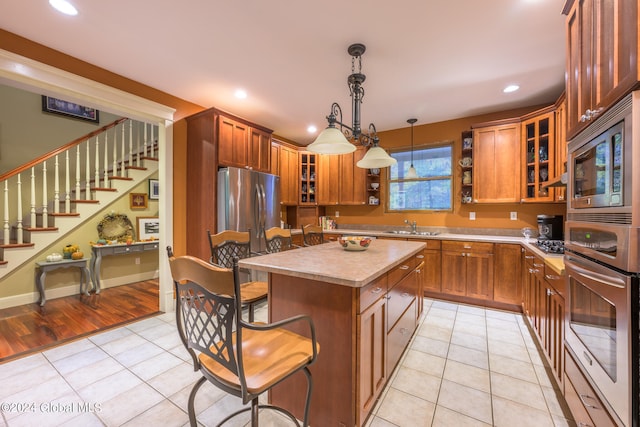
{"left": 510, "top": 211, "right": 517, "bottom": 220}
{"left": 469, "top": 212, "right": 476, "bottom": 220}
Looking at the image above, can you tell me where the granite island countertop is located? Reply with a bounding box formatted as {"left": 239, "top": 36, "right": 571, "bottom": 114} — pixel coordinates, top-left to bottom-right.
{"left": 238, "top": 239, "right": 425, "bottom": 288}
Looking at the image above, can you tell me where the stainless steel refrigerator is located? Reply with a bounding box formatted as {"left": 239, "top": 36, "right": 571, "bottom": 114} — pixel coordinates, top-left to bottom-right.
{"left": 217, "top": 167, "right": 280, "bottom": 253}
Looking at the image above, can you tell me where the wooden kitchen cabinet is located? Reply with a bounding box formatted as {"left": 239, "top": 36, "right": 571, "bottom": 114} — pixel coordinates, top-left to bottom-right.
{"left": 471, "top": 120, "right": 521, "bottom": 203}
{"left": 420, "top": 240, "right": 442, "bottom": 294}
{"left": 299, "top": 152, "right": 317, "bottom": 204}
{"left": 317, "top": 146, "right": 368, "bottom": 205}
{"left": 357, "top": 282, "right": 387, "bottom": 425}
{"left": 218, "top": 112, "right": 272, "bottom": 172}
{"left": 185, "top": 107, "right": 273, "bottom": 260}
{"left": 521, "top": 107, "right": 555, "bottom": 202}
{"left": 441, "top": 241, "right": 494, "bottom": 301}
{"left": 493, "top": 244, "right": 522, "bottom": 309}
{"left": 553, "top": 94, "right": 567, "bottom": 202}
{"left": 273, "top": 141, "right": 299, "bottom": 205}
{"left": 460, "top": 130, "right": 474, "bottom": 204}
{"left": 564, "top": 0, "right": 638, "bottom": 139}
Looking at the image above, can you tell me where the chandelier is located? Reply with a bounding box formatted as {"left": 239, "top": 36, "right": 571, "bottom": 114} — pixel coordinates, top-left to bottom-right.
{"left": 306, "top": 43, "right": 397, "bottom": 169}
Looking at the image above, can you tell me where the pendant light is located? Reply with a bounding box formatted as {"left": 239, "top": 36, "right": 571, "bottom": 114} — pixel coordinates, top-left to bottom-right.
{"left": 308, "top": 43, "right": 397, "bottom": 168}
{"left": 406, "top": 118, "right": 418, "bottom": 179}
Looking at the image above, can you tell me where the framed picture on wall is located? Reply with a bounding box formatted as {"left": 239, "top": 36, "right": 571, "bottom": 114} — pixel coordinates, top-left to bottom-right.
{"left": 41, "top": 96, "right": 100, "bottom": 123}
{"left": 129, "top": 193, "right": 148, "bottom": 209}
{"left": 137, "top": 216, "right": 159, "bottom": 241}
{"left": 148, "top": 179, "right": 159, "bottom": 200}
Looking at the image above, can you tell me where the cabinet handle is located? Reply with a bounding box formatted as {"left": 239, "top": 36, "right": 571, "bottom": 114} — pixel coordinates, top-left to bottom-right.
{"left": 533, "top": 262, "right": 545, "bottom": 268}
{"left": 416, "top": 254, "right": 424, "bottom": 259}
{"left": 461, "top": 253, "right": 466, "bottom": 257}
{"left": 463, "top": 245, "right": 472, "bottom": 249}
{"left": 578, "top": 394, "right": 600, "bottom": 410}
{"left": 370, "top": 287, "right": 383, "bottom": 294}
{"left": 545, "top": 274, "right": 561, "bottom": 280}
{"left": 401, "top": 292, "right": 411, "bottom": 298}
{"left": 546, "top": 289, "right": 555, "bottom": 296}
{"left": 525, "top": 255, "right": 535, "bottom": 259}
{"left": 529, "top": 268, "right": 539, "bottom": 274}
{"left": 399, "top": 265, "right": 409, "bottom": 270}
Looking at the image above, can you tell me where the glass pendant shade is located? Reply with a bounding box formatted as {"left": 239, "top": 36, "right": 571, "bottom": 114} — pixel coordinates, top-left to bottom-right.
{"left": 307, "top": 127, "right": 356, "bottom": 154}
{"left": 406, "top": 165, "right": 418, "bottom": 179}
{"left": 356, "top": 145, "right": 397, "bottom": 168}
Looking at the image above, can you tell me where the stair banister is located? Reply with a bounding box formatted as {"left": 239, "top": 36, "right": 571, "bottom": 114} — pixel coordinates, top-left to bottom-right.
{"left": 16, "top": 174, "right": 22, "bottom": 243}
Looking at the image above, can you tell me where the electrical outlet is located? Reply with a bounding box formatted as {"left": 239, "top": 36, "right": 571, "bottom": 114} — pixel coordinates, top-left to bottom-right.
{"left": 335, "top": 211, "right": 340, "bottom": 218}
{"left": 469, "top": 212, "right": 476, "bottom": 220}
{"left": 135, "top": 257, "right": 140, "bottom": 265}
{"left": 510, "top": 211, "right": 518, "bottom": 220}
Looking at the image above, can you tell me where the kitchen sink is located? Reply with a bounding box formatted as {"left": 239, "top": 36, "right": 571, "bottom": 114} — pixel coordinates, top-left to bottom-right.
{"left": 384, "top": 230, "right": 439, "bottom": 236}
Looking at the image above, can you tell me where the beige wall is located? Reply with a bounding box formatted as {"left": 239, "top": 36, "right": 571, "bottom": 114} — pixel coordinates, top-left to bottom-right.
{"left": 0, "top": 175, "right": 159, "bottom": 302}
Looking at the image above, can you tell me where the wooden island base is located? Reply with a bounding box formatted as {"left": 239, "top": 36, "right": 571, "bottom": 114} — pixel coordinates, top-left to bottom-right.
{"left": 239, "top": 239, "right": 425, "bottom": 427}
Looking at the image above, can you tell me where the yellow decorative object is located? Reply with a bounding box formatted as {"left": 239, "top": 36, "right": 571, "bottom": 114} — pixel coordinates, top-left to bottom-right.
{"left": 63, "top": 244, "right": 80, "bottom": 259}
{"left": 71, "top": 251, "right": 84, "bottom": 260}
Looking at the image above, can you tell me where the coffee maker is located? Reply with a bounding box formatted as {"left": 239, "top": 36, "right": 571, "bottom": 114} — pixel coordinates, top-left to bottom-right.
{"left": 537, "top": 215, "right": 563, "bottom": 241}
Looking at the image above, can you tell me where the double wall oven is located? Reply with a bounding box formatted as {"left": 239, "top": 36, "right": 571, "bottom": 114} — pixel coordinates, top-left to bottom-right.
{"left": 565, "top": 93, "right": 640, "bottom": 427}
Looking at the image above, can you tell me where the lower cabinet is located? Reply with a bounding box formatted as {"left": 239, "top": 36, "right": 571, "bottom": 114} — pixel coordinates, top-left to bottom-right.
{"left": 493, "top": 244, "right": 522, "bottom": 307}
{"left": 357, "top": 295, "right": 386, "bottom": 424}
{"left": 441, "top": 241, "right": 494, "bottom": 300}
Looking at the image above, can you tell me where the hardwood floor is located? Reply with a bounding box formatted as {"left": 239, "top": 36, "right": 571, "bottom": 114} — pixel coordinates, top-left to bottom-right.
{"left": 0, "top": 280, "right": 160, "bottom": 363}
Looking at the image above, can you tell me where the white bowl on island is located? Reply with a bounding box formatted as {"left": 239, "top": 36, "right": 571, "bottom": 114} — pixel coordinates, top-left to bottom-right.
{"left": 337, "top": 236, "right": 372, "bottom": 251}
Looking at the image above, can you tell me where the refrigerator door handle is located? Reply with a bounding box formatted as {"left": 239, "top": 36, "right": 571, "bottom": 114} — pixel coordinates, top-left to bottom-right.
{"left": 259, "top": 183, "right": 267, "bottom": 234}
{"left": 254, "top": 183, "right": 262, "bottom": 240}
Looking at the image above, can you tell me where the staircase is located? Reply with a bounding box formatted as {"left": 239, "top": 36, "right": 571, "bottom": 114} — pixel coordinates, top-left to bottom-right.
{"left": 0, "top": 118, "right": 159, "bottom": 280}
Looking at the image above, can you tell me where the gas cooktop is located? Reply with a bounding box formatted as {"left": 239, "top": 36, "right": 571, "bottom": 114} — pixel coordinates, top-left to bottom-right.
{"left": 536, "top": 239, "right": 565, "bottom": 254}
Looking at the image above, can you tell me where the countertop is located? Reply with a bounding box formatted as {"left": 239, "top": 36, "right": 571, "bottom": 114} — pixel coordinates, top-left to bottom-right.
{"left": 239, "top": 239, "right": 425, "bottom": 288}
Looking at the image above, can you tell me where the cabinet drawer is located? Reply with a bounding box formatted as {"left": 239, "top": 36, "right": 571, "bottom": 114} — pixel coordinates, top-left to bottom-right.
{"left": 387, "top": 270, "right": 416, "bottom": 331}
{"left": 387, "top": 299, "right": 417, "bottom": 375}
{"left": 359, "top": 274, "right": 388, "bottom": 313}
{"left": 544, "top": 266, "right": 565, "bottom": 297}
{"left": 442, "top": 240, "right": 493, "bottom": 254}
{"left": 564, "top": 350, "right": 616, "bottom": 427}
{"left": 387, "top": 256, "right": 417, "bottom": 286}
{"left": 416, "top": 239, "right": 441, "bottom": 250}
{"left": 113, "top": 245, "right": 143, "bottom": 254}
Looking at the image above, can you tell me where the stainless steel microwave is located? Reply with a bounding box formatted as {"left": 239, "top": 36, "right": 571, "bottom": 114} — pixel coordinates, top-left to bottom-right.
{"left": 567, "top": 94, "right": 633, "bottom": 216}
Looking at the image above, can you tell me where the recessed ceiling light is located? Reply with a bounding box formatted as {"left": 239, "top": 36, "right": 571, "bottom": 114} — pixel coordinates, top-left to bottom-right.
{"left": 49, "top": 0, "right": 78, "bottom": 16}
{"left": 503, "top": 84, "right": 520, "bottom": 93}
{"left": 307, "top": 125, "right": 317, "bottom": 134}
{"left": 234, "top": 89, "right": 247, "bottom": 99}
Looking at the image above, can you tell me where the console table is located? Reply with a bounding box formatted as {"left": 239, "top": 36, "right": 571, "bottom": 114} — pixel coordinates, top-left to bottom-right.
{"left": 35, "top": 258, "right": 91, "bottom": 306}
{"left": 90, "top": 241, "right": 160, "bottom": 292}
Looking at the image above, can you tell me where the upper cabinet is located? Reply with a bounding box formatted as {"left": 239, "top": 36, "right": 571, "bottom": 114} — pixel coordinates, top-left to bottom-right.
{"left": 554, "top": 94, "right": 568, "bottom": 202}
{"left": 521, "top": 107, "right": 555, "bottom": 203}
{"left": 317, "top": 146, "right": 368, "bottom": 206}
{"left": 472, "top": 120, "right": 521, "bottom": 203}
{"left": 272, "top": 139, "right": 299, "bottom": 205}
{"left": 299, "top": 152, "right": 317, "bottom": 205}
{"left": 460, "top": 130, "right": 474, "bottom": 204}
{"left": 217, "top": 112, "right": 272, "bottom": 173}
{"left": 565, "top": 0, "right": 638, "bottom": 139}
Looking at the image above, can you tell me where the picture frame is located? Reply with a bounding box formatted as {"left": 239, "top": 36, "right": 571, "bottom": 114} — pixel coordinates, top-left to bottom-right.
{"left": 148, "top": 179, "right": 159, "bottom": 200}
{"left": 129, "top": 193, "right": 148, "bottom": 209}
{"left": 136, "top": 216, "right": 159, "bottom": 241}
{"left": 41, "top": 96, "right": 99, "bottom": 123}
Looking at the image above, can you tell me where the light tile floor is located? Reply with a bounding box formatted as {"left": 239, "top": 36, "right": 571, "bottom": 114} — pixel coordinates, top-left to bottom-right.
{"left": 0, "top": 299, "right": 575, "bottom": 427}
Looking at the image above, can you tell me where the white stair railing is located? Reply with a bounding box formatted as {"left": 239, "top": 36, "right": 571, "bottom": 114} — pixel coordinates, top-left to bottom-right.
{"left": 0, "top": 119, "right": 158, "bottom": 246}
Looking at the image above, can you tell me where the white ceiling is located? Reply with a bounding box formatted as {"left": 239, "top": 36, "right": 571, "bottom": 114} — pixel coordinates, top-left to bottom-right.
{"left": 0, "top": 0, "right": 567, "bottom": 144}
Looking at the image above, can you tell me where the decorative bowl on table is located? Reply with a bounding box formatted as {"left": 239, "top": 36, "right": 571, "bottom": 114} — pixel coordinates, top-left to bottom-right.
{"left": 337, "top": 236, "right": 372, "bottom": 251}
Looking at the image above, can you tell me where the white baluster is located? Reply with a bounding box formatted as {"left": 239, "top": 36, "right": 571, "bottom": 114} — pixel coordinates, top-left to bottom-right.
{"left": 54, "top": 155, "right": 60, "bottom": 214}
{"left": 121, "top": 122, "right": 126, "bottom": 176}
{"left": 75, "top": 146, "right": 81, "bottom": 201}
{"left": 103, "top": 131, "right": 109, "bottom": 188}
{"left": 64, "top": 150, "right": 70, "bottom": 213}
{"left": 143, "top": 123, "right": 148, "bottom": 158}
{"left": 112, "top": 126, "right": 117, "bottom": 178}
{"left": 136, "top": 121, "right": 141, "bottom": 167}
{"left": 16, "top": 174, "right": 22, "bottom": 244}
{"left": 85, "top": 140, "right": 91, "bottom": 199}
{"left": 3, "top": 181, "right": 9, "bottom": 244}
{"left": 150, "top": 125, "right": 155, "bottom": 157}
{"left": 94, "top": 136, "right": 100, "bottom": 189}
{"left": 30, "top": 167, "right": 36, "bottom": 227}
{"left": 128, "top": 120, "right": 133, "bottom": 170}
{"left": 42, "top": 161, "right": 48, "bottom": 227}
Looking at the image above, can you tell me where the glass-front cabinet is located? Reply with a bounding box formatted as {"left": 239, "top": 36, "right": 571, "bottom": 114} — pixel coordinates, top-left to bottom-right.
{"left": 521, "top": 109, "right": 555, "bottom": 202}
{"left": 299, "top": 152, "right": 317, "bottom": 204}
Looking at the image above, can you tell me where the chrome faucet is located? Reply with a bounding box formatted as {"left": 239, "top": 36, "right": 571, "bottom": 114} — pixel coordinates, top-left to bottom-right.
{"left": 404, "top": 219, "right": 417, "bottom": 234}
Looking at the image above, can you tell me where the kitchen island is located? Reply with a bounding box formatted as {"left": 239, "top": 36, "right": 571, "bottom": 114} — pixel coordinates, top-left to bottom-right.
{"left": 239, "top": 238, "right": 425, "bottom": 427}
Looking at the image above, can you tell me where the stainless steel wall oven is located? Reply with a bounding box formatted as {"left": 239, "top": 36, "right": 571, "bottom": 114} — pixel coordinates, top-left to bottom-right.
{"left": 565, "top": 92, "right": 640, "bottom": 427}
